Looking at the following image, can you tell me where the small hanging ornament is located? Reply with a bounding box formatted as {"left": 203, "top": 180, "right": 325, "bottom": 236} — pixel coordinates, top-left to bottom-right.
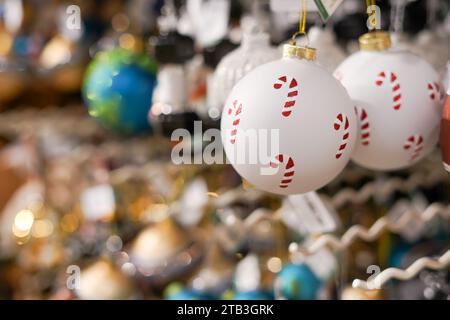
{"left": 209, "top": 17, "right": 280, "bottom": 113}
{"left": 231, "top": 254, "right": 274, "bottom": 300}
{"left": 83, "top": 48, "right": 158, "bottom": 135}
{"left": 129, "top": 217, "right": 203, "bottom": 283}
{"left": 335, "top": 31, "right": 443, "bottom": 170}
{"left": 275, "top": 263, "right": 322, "bottom": 300}
{"left": 76, "top": 258, "right": 136, "bottom": 300}
{"left": 221, "top": 37, "right": 356, "bottom": 195}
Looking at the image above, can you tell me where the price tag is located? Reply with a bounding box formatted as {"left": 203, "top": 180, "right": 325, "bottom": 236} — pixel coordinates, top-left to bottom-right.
{"left": 281, "top": 192, "right": 340, "bottom": 235}
{"left": 80, "top": 184, "right": 115, "bottom": 221}
{"left": 314, "top": 0, "right": 344, "bottom": 21}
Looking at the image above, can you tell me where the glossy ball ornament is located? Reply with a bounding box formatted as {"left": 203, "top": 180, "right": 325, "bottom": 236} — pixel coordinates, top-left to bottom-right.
{"left": 275, "top": 263, "right": 321, "bottom": 300}
{"left": 221, "top": 44, "right": 356, "bottom": 195}
{"left": 83, "top": 48, "right": 157, "bottom": 134}
{"left": 335, "top": 32, "right": 443, "bottom": 170}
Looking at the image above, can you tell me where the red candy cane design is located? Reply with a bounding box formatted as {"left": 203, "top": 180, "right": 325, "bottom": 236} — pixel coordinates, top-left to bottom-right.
{"left": 427, "top": 82, "right": 443, "bottom": 101}
{"left": 227, "top": 100, "right": 242, "bottom": 144}
{"left": 375, "top": 71, "right": 402, "bottom": 110}
{"left": 273, "top": 76, "right": 299, "bottom": 117}
{"left": 333, "top": 113, "right": 350, "bottom": 159}
{"left": 354, "top": 106, "right": 370, "bottom": 146}
{"left": 403, "top": 134, "right": 424, "bottom": 161}
{"left": 269, "top": 154, "right": 295, "bottom": 189}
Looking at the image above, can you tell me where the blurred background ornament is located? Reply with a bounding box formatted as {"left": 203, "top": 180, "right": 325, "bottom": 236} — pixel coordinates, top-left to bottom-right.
{"left": 188, "top": 240, "right": 235, "bottom": 297}
{"left": 208, "top": 16, "right": 279, "bottom": 116}
{"left": 129, "top": 217, "right": 203, "bottom": 286}
{"left": 419, "top": 269, "right": 450, "bottom": 300}
{"left": 37, "top": 2, "right": 87, "bottom": 94}
{"left": 275, "top": 262, "right": 322, "bottom": 300}
{"left": 83, "top": 48, "right": 157, "bottom": 134}
{"left": 231, "top": 254, "right": 274, "bottom": 300}
{"left": 148, "top": 1, "right": 203, "bottom": 135}
{"left": 180, "top": 0, "right": 231, "bottom": 48}
{"left": 306, "top": 26, "right": 347, "bottom": 72}
{"left": 76, "top": 258, "right": 136, "bottom": 300}
{"left": 0, "top": 0, "right": 28, "bottom": 107}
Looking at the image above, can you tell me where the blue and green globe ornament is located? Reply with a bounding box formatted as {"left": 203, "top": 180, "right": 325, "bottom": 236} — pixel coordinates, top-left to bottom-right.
{"left": 83, "top": 48, "right": 157, "bottom": 134}
{"left": 275, "top": 263, "right": 322, "bottom": 300}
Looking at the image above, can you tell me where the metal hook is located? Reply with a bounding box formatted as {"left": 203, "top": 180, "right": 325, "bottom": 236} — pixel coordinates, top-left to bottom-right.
{"left": 290, "top": 31, "right": 310, "bottom": 47}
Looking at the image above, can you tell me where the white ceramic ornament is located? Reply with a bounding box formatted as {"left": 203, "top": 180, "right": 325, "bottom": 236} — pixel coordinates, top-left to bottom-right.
{"left": 335, "top": 32, "right": 443, "bottom": 171}
{"left": 221, "top": 43, "right": 356, "bottom": 195}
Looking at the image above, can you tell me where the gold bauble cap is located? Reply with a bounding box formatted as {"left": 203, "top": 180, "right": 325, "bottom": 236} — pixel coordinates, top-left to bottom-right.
{"left": 359, "top": 31, "right": 392, "bottom": 51}
{"left": 283, "top": 43, "right": 317, "bottom": 61}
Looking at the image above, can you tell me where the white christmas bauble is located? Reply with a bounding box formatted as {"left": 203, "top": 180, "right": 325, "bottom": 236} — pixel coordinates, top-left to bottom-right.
{"left": 335, "top": 32, "right": 443, "bottom": 171}
{"left": 221, "top": 45, "right": 356, "bottom": 195}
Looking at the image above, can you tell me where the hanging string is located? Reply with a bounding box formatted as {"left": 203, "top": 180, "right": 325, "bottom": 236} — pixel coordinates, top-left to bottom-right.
{"left": 298, "top": 0, "right": 307, "bottom": 35}
{"left": 291, "top": 0, "right": 308, "bottom": 45}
